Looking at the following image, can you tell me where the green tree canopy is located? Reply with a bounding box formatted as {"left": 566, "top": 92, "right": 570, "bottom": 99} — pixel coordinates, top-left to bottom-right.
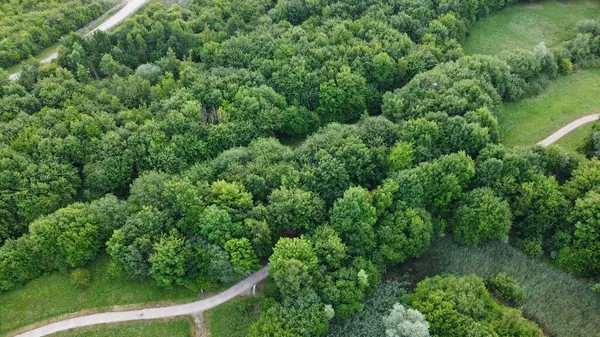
{"left": 452, "top": 188, "right": 512, "bottom": 246}
{"left": 330, "top": 187, "right": 377, "bottom": 257}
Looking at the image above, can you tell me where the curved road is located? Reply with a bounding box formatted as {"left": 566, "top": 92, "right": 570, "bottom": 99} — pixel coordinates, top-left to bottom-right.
{"left": 537, "top": 114, "right": 600, "bottom": 147}
{"left": 9, "top": 0, "right": 151, "bottom": 80}
{"left": 14, "top": 267, "right": 269, "bottom": 337}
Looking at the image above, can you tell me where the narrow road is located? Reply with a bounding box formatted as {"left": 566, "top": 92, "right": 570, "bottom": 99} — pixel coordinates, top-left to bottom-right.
{"left": 537, "top": 114, "right": 600, "bottom": 147}
{"left": 14, "top": 267, "right": 269, "bottom": 337}
{"left": 9, "top": 0, "right": 151, "bottom": 80}
{"left": 89, "top": 0, "right": 150, "bottom": 34}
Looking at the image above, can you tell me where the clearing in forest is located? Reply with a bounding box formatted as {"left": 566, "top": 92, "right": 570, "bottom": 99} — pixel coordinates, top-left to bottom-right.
{"left": 499, "top": 68, "right": 600, "bottom": 146}
{"left": 463, "top": 0, "right": 600, "bottom": 55}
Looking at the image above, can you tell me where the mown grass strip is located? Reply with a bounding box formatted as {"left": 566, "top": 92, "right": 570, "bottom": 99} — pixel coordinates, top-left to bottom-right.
{"left": 463, "top": 0, "right": 600, "bottom": 55}
{"left": 47, "top": 317, "right": 195, "bottom": 337}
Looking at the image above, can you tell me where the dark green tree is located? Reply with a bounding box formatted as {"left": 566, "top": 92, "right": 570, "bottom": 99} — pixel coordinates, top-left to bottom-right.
{"left": 452, "top": 188, "right": 512, "bottom": 246}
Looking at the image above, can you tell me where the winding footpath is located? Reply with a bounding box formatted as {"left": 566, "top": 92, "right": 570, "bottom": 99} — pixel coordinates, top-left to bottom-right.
{"left": 9, "top": 0, "right": 151, "bottom": 81}
{"left": 14, "top": 267, "right": 269, "bottom": 337}
{"left": 537, "top": 114, "right": 600, "bottom": 146}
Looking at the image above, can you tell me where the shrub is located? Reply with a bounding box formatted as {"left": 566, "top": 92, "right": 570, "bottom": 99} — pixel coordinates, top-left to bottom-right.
{"left": 135, "top": 63, "right": 163, "bottom": 84}
{"left": 486, "top": 273, "right": 526, "bottom": 307}
{"left": 248, "top": 300, "right": 329, "bottom": 337}
{"left": 406, "top": 275, "right": 542, "bottom": 337}
{"left": 558, "top": 57, "right": 573, "bottom": 74}
{"left": 565, "top": 33, "right": 599, "bottom": 67}
{"left": 576, "top": 19, "right": 600, "bottom": 36}
{"left": 515, "top": 237, "right": 544, "bottom": 258}
{"left": 591, "top": 283, "right": 600, "bottom": 294}
{"left": 106, "top": 261, "right": 126, "bottom": 280}
{"left": 383, "top": 303, "right": 430, "bottom": 337}
{"left": 70, "top": 268, "right": 92, "bottom": 289}
{"left": 452, "top": 188, "right": 512, "bottom": 246}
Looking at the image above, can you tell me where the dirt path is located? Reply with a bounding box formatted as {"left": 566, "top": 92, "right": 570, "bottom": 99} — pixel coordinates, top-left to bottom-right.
{"left": 8, "top": 0, "right": 150, "bottom": 81}
{"left": 13, "top": 267, "right": 268, "bottom": 337}
{"left": 537, "top": 114, "right": 600, "bottom": 146}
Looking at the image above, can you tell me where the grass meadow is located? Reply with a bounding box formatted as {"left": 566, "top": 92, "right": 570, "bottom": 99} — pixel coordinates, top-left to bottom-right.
{"left": 0, "top": 256, "right": 198, "bottom": 336}
{"left": 203, "top": 296, "right": 264, "bottom": 337}
{"left": 463, "top": 0, "right": 600, "bottom": 55}
{"left": 393, "top": 237, "right": 600, "bottom": 337}
{"left": 499, "top": 68, "right": 600, "bottom": 146}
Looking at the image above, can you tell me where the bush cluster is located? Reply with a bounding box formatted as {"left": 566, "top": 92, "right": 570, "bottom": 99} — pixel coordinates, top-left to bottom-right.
{"left": 0, "top": 195, "right": 126, "bottom": 291}
{"left": 383, "top": 303, "right": 430, "bottom": 337}
{"left": 565, "top": 18, "right": 600, "bottom": 67}
{"left": 485, "top": 273, "right": 526, "bottom": 307}
{"left": 70, "top": 268, "right": 92, "bottom": 289}
{"left": 406, "top": 275, "right": 543, "bottom": 337}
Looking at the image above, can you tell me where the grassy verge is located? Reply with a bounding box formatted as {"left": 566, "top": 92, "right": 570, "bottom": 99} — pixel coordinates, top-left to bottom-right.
{"left": 48, "top": 317, "right": 195, "bottom": 337}
{"left": 554, "top": 120, "right": 595, "bottom": 155}
{"left": 204, "top": 296, "right": 263, "bottom": 337}
{"left": 203, "top": 278, "right": 275, "bottom": 337}
{"left": 499, "top": 68, "right": 600, "bottom": 147}
{"left": 463, "top": 0, "right": 600, "bottom": 55}
{"left": 393, "top": 237, "right": 600, "bottom": 337}
{"left": 0, "top": 255, "right": 198, "bottom": 336}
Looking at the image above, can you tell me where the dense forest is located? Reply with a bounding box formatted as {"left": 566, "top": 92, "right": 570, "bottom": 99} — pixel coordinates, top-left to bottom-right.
{"left": 2, "top": 0, "right": 600, "bottom": 336}
{"left": 0, "top": 0, "right": 114, "bottom": 68}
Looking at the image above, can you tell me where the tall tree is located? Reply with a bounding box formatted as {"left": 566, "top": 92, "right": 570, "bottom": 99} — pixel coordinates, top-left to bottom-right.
{"left": 330, "top": 187, "right": 377, "bottom": 256}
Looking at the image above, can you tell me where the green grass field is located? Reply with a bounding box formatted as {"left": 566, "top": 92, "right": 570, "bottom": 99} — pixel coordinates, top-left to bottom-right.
{"left": 47, "top": 317, "right": 195, "bottom": 337}
{"left": 394, "top": 237, "right": 600, "bottom": 337}
{"left": 204, "top": 296, "right": 263, "bottom": 337}
{"left": 0, "top": 256, "right": 199, "bottom": 336}
{"left": 499, "top": 68, "right": 600, "bottom": 146}
{"left": 463, "top": 0, "right": 600, "bottom": 55}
